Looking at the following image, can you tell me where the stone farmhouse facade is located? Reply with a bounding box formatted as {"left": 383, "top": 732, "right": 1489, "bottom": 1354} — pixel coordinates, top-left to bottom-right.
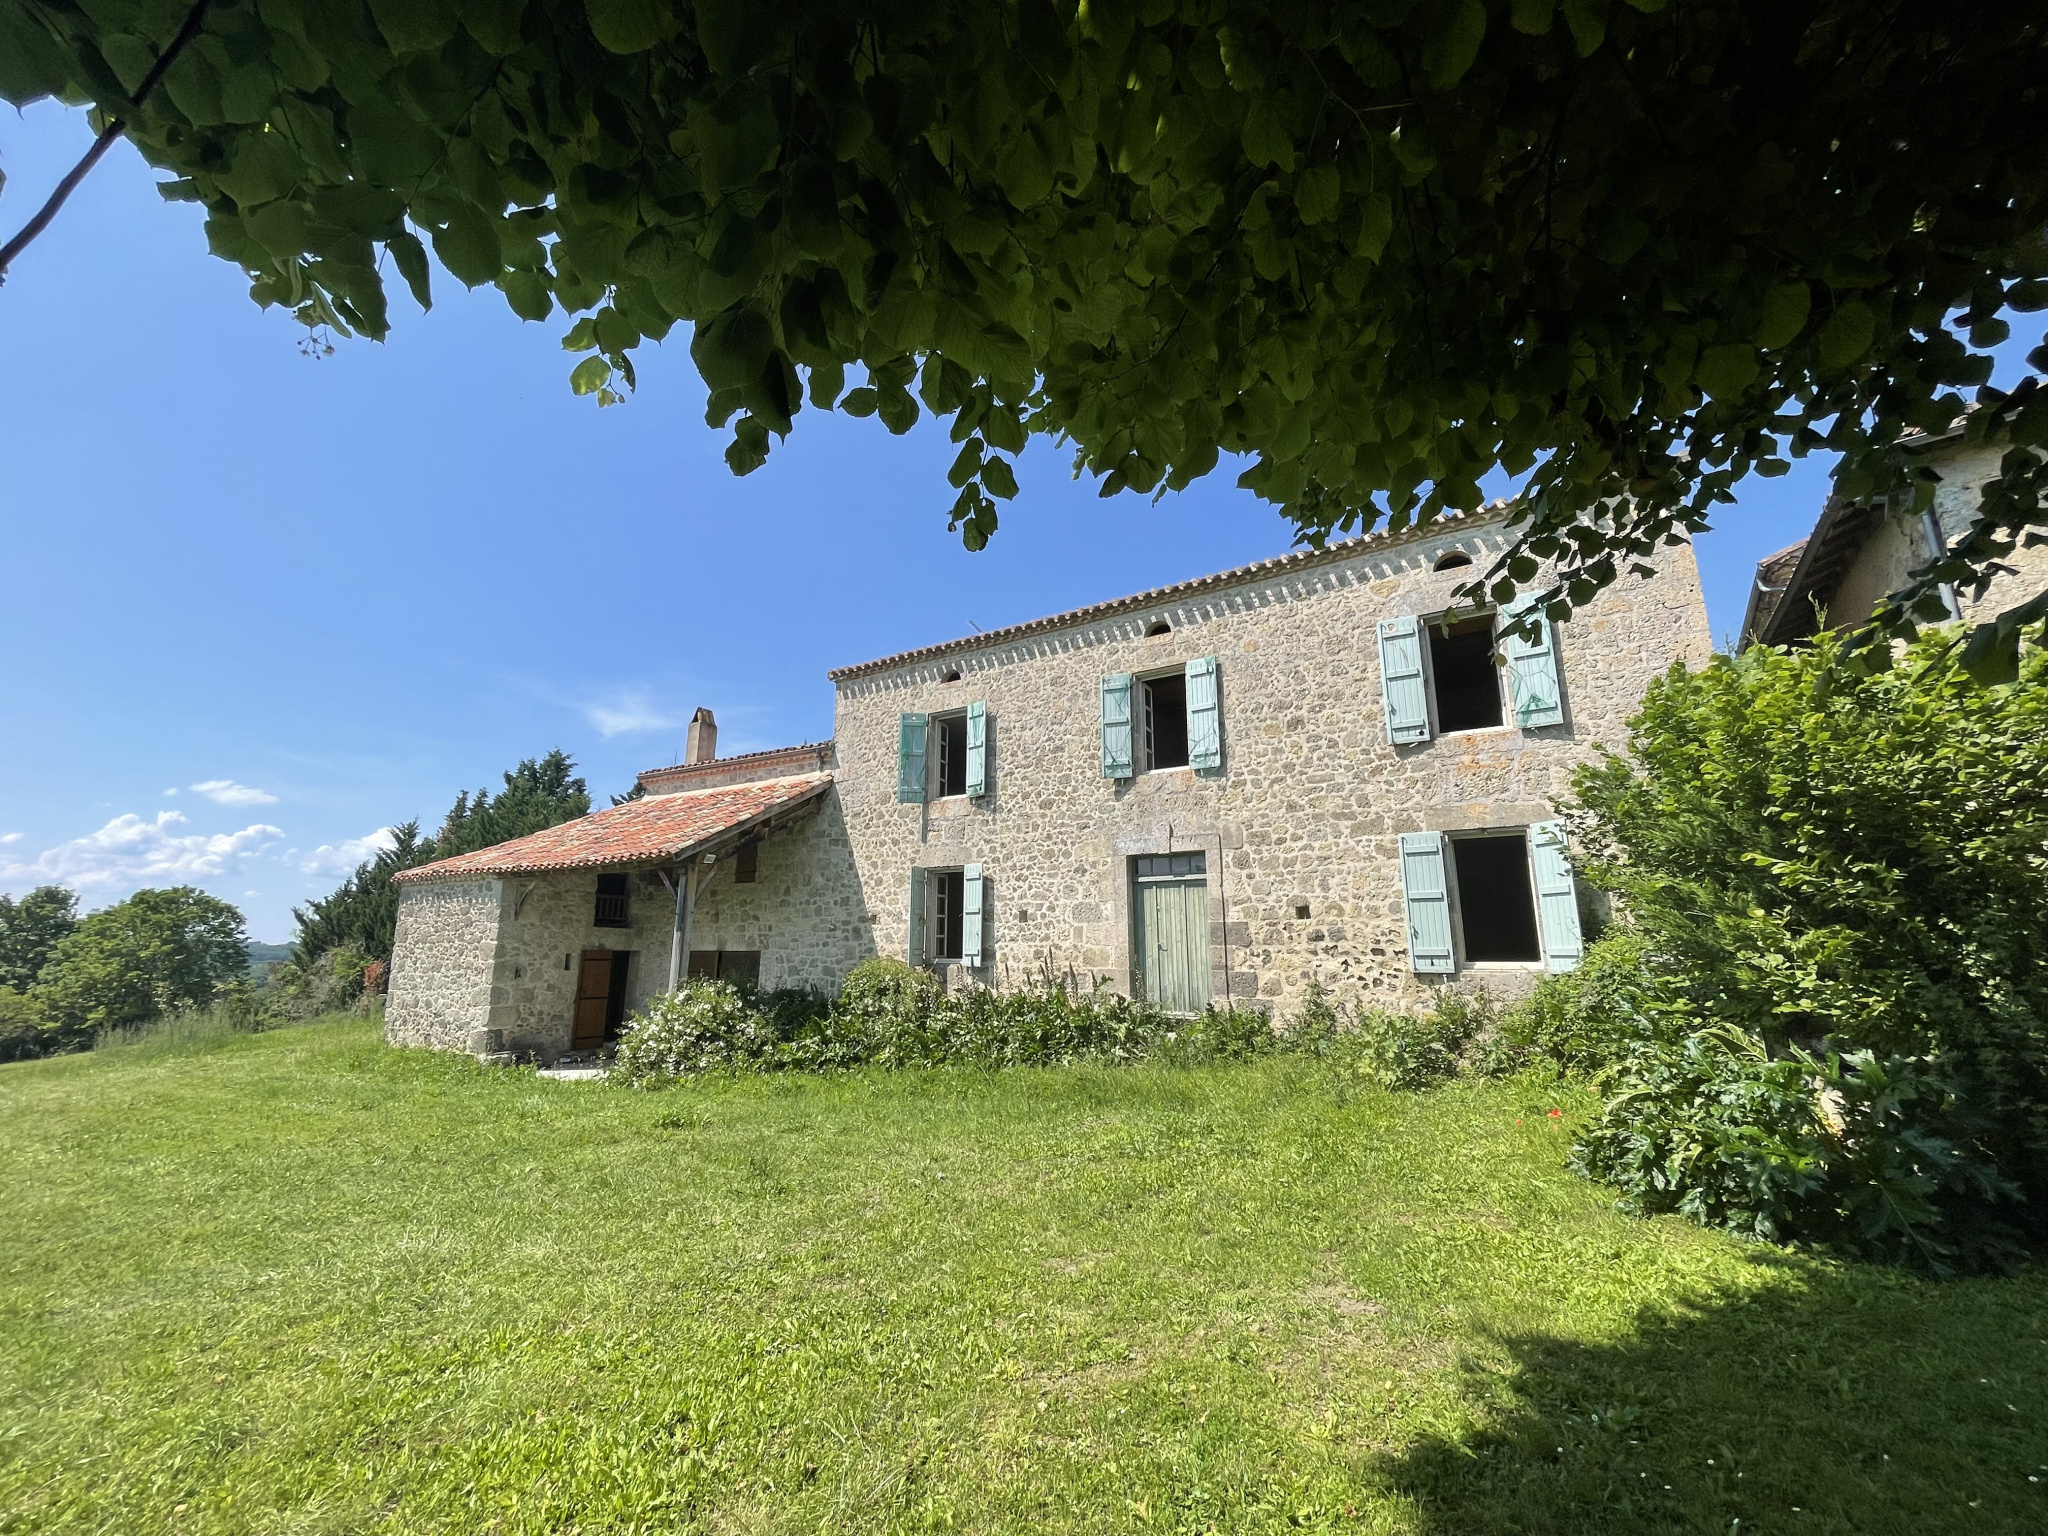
{"left": 387, "top": 506, "right": 1712, "bottom": 1060}
{"left": 1742, "top": 425, "right": 2048, "bottom": 647}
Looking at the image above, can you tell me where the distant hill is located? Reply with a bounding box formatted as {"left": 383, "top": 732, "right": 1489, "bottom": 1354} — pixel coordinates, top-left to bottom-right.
{"left": 246, "top": 942, "right": 294, "bottom": 979}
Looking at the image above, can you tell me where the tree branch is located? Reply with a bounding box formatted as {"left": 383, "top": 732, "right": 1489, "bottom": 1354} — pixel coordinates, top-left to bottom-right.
{"left": 0, "top": 0, "right": 213, "bottom": 286}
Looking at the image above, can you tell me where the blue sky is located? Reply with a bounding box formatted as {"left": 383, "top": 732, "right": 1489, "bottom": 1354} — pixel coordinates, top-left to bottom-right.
{"left": 0, "top": 102, "right": 2035, "bottom": 940}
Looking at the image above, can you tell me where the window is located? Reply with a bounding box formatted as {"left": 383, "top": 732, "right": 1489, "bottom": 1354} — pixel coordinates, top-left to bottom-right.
{"left": 734, "top": 838, "right": 758, "bottom": 883}
{"left": 1378, "top": 604, "right": 1561, "bottom": 746}
{"left": 1433, "top": 550, "right": 1474, "bottom": 571}
{"left": 929, "top": 869, "right": 967, "bottom": 961}
{"left": 1450, "top": 835, "right": 1541, "bottom": 961}
{"left": 593, "top": 872, "right": 630, "bottom": 928}
{"left": 1145, "top": 619, "right": 1172, "bottom": 636}
{"left": 1141, "top": 671, "right": 1190, "bottom": 770}
{"left": 688, "top": 949, "right": 761, "bottom": 984}
{"left": 1429, "top": 616, "right": 1505, "bottom": 733}
{"left": 933, "top": 711, "right": 969, "bottom": 797}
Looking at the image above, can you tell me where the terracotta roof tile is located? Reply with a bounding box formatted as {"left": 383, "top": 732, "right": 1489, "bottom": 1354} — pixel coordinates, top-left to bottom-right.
{"left": 393, "top": 775, "right": 831, "bottom": 885}
{"left": 827, "top": 504, "right": 1512, "bottom": 682}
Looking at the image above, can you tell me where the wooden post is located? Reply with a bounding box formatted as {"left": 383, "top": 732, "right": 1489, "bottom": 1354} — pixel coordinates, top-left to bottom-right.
{"left": 666, "top": 866, "right": 687, "bottom": 992}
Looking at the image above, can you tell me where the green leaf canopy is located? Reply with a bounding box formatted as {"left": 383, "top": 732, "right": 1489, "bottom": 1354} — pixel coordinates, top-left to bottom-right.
{"left": 6, "top": 0, "right": 2046, "bottom": 651}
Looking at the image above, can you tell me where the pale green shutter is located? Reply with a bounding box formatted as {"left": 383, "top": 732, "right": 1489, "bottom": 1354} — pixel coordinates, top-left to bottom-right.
{"left": 1501, "top": 594, "right": 1565, "bottom": 728}
{"left": 1185, "top": 656, "right": 1222, "bottom": 772}
{"left": 1398, "top": 831, "right": 1456, "bottom": 973}
{"left": 1529, "top": 821, "right": 1583, "bottom": 972}
{"left": 966, "top": 701, "right": 988, "bottom": 797}
{"left": 897, "top": 713, "right": 928, "bottom": 803}
{"left": 907, "top": 867, "right": 928, "bottom": 963}
{"left": 1377, "top": 617, "right": 1431, "bottom": 745}
{"left": 961, "top": 862, "right": 985, "bottom": 966}
{"left": 1101, "top": 673, "right": 1134, "bottom": 779}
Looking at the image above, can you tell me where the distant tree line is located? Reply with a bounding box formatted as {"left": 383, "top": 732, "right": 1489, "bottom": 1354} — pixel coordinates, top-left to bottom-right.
{"left": 0, "top": 751, "right": 593, "bottom": 1063}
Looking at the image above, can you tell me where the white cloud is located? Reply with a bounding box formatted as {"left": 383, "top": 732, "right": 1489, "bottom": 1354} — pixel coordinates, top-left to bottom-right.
{"left": 190, "top": 779, "right": 279, "bottom": 807}
{"left": 299, "top": 827, "right": 399, "bottom": 878}
{"left": 0, "top": 833, "right": 20, "bottom": 845}
{"left": 163, "top": 787, "right": 179, "bottom": 797}
{"left": 585, "top": 692, "right": 680, "bottom": 738}
{"left": 0, "top": 812, "right": 283, "bottom": 891}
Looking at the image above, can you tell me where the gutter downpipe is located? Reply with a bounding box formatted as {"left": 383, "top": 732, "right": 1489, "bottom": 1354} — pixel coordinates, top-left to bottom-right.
{"left": 1919, "top": 508, "right": 1964, "bottom": 622}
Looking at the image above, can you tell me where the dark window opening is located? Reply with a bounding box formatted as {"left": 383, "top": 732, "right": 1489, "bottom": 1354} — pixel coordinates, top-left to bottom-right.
{"left": 604, "top": 950, "right": 631, "bottom": 1033}
{"left": 942, "top": 668, "right": 963, "bottom": 683}
{"left": 1433, "top": 550, "right": 1474, "bottom": 571}
{"left": 1429, "top": 617, "right": 1504, "bottom": 733}
{"left": 734, "top": 838, "right": 759, "bottom": 883}
{"left": 688, "top": 949, "right": 762, "bottom": 985}
{"left": 1452, "top": 835, "right": 1541, "bottom": 962}
{"left": 931, "top": 868, "right": 966, "bottom": 961}
{"left": 1145, "top": 620, "right": 1172, "bottom": 636}
{"left": 934, "top": 712, "right": 968, "bottom": 797}
{"left": 1142, "top": 672, "right": 1190, "bottom": 770}
{"left": 594, "top": 872, "right": 631, "bottom": 927}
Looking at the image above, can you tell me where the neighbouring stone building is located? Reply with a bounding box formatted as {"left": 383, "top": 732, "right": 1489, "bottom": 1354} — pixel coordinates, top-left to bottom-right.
{"left": 387, "top": 505, "right": 1713, "bottom": 1060}
{"left": 1741, "top": 424, "right": 2048, "bottom": 647}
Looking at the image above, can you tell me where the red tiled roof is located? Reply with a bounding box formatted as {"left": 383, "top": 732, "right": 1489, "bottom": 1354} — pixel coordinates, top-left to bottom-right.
{"left": 827, "top": 503, "right": 1514, "bottom": 681}
{"left": 392, "top": 775, "right": 831, "bottom": 885}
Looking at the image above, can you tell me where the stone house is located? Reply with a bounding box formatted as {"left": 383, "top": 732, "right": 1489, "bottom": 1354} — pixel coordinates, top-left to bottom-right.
{"left": 1741, "top": 425, "right": 2048, "bottom": 647}
{"left": 387, "top": 505, "right": 1712, "bottom": 1059}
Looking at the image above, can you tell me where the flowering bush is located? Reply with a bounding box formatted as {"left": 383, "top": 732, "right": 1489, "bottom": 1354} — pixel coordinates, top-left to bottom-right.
{"left": 611, "top": 980, "right": 779, "bottom": 1086}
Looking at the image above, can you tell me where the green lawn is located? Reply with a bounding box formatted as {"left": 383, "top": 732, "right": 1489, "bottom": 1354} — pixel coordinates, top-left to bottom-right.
{"left": 2, "top": 1021, "right": 2043, "bottom": 1535}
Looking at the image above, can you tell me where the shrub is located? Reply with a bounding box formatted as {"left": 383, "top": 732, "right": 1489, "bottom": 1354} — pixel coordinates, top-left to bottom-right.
{"left": 1500, "top": 930, "right": 1688, "bottom": 1075}
{"left": 612, "top": 980, "right": 779, "bottom": 1085}
{"left": 0, "top": 987, "right": 56, "bottom": 1063}
{"left": 1351, "top": 992, "right": 1492, "bottom": 1090}
{"left": 33, "top": 886, "right": 249, "bottom": 1051}
{"left": 1564, "top": 633, "right": 2048, "bottom": 1270}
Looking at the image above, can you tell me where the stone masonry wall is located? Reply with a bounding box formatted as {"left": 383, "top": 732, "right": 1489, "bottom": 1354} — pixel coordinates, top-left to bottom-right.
{"left": 385, "top": 879, "right": 505, "bottom": 1050}
{"left": 831, "top": 516, "right": 1713, "bottom": 1016}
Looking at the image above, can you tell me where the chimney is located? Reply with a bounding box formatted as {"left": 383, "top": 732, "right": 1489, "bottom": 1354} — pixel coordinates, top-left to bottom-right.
{"left": 685, "top": 707, "right": 718, "bottom": 765}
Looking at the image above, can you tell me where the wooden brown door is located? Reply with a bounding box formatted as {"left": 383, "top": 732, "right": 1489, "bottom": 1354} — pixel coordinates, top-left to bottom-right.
{"left": 572, "top": 950, "right": 613, "bottom": 1049}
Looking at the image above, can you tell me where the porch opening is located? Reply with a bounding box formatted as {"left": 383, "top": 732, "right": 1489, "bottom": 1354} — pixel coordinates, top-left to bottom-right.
{"left": 1429, "top": 616, "right": 1504, "bottom": 733}
{"left": 1132, "top": 852, "right": 1210, "bottom": 1013}
{"left": 1451, "top": 835, "right": 1540, "bottom": 962}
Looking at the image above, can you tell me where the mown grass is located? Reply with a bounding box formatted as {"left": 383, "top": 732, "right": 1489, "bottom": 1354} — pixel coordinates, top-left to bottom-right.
{"left": 1, "top": 1019, "right": 2043, "bottom": 1535}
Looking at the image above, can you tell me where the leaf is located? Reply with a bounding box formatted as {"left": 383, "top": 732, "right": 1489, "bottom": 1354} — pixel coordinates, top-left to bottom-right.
{"left": 997, "top": 126, "right": 1055, "bottom": 208}
{"left": 1816, "top": 302, "right": 1875, "bottom": 370}
{"left": 1241, "top": 98, "right": 1293, "bottom": 172}
{"left": 1294, "top": 164, "right": 1340, "bottom": 226}
{"left": 570, "top": 355, "right": 611, "bottom": 394}
{"left": 432, "top": 204, "right": 504, "bottom": 288}
{"left": 388, "top": 230, "right": 433, "bottom": 311}
{"left": 948, "top": 439, "right": 986, "bottom": 489}
{"left": 808, "top": 360, "right": 844, "bottom": 409}
{"left": 690, "top": 308, "right": 773, "bottom": 390}
{"left": 1511, "top": 0, "right": 1555, "bottom": 34}
{"left": 981, "top": 456, "right": 1020, "bottom": 499}
{"left": 1357, "top": 194, "right": 1394, "bottom": 261}
{"left": 1695, "top": 344, "right": 1760, "bottom": 400}
{"left": 585, "top": 0, "right": 677, "bottom": 54}
{"left": 840, "top": 386, "right": 879, "bottom": 417}
{"left": 1756, "top": 282, "right": 1810, "bottom": 349}
{"left": 1426, "top": 0, "right": 1487, "bottom": 88}
{"left": 500, "top": 268, "right": 552, "bottom": 321}
{"left": 1559, "top": 0, "right": 1609, "bottom": 54}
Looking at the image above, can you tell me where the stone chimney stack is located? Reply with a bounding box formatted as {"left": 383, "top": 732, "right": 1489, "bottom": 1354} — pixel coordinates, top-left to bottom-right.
{"left": 684, "top": 707, "right": 718, "bottom": 765}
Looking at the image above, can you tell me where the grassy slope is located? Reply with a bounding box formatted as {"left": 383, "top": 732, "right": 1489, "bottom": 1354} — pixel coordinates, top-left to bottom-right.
{"left": 0, "top": 1022, "right": 2042, "bottom": 1536}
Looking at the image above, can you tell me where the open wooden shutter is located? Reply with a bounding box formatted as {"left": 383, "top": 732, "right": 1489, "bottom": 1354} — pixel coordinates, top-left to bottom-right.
{"left": 1398, "top": 832, "right": 1456, "bottom": 973}
{"left": 1100, "top": 673, "right": 1134, "bottom": 779}
{"left": 907, "top": 867, "right": 928, "bottom": 963}
{"left": 897, "top": 713, "right": 928, "bottom": 803}
{"left": 1501, "top": 594, "right": 1565, "bottom": 728}
{"left": 1529, "top": 821, "right": 1583, "bottom": 972}
{"left": 966, "top": 700, "right": 988, "bottom": 797}
{"left": 1185, "top": 656, "right": 1222, "bottom": 772}
{"left": 961, "top": 862, "right": 985, "bottom": 966}
{"left": 1377, "top": 617, "right": 1431, "bottom": 745}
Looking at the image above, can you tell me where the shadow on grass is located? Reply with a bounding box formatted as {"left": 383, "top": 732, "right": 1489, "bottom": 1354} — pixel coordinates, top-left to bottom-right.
{"left": 1378, "top": 1252, "right": 2048, "bottom": 1536}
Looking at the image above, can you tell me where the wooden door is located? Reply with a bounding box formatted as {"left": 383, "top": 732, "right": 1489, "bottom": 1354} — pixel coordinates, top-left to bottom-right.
{"left": 572, "top": 949, "right": 613, "bottom": 1049}
{"left": 1132, "top": 856, "right": 1211, "bottom": 1014}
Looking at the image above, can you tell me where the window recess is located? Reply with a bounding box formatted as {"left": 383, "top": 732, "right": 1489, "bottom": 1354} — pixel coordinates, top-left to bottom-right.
{"left": 1397, "top": 824, "right": 1583, "bottom": 974}
{"left": 1101, "top": 658, "right": 1221, "bottom": 778}
{"left": 1376, "top": 599, "right": 1563, "bottom": 746}
{"left": 907, "top": 864, "right": 987, "bottom": 967}
{"left": 593, "top": 872, "right": 631, "bottom": 928}
{"left": 900, "top": 703, "right": 989, "bottom": 802}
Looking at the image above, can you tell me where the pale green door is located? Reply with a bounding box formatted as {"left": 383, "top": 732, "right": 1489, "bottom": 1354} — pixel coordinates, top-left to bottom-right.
{"left": 1133, "top": 853, "right": 1211, "bottom": 1014}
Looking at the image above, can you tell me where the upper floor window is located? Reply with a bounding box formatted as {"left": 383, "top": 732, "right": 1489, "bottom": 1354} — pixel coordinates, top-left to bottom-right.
{"left": 896, "top": 702, "right": 988, "bottom": 804}
{"left": 593, "top": 872, "right": 630, "bottom": 928}
{"left": 1377, "top": 597, "right": 1563, "bottom": 746}
{"left": 1101, "top": 657, "right": 1221, "bottom": 779}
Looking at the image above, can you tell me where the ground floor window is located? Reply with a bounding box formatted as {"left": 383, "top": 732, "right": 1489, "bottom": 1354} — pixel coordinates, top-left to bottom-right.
{"left": 1449, "top": 834, "right": 1542, "bottom": 961}
{"left": 1132, "top": 852, "right": 1210, "bottom": 1013}
{"left": 687, "top": 949, "right": 761, "bottom": 985}
{"left": 928, "top": 869, "right": 967, "bottom": 962}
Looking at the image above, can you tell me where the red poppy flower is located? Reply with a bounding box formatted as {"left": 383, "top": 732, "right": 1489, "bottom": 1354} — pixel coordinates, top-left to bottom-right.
{"left": 1548, "top": 1108, "right": 1563, "bottom": 1118}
